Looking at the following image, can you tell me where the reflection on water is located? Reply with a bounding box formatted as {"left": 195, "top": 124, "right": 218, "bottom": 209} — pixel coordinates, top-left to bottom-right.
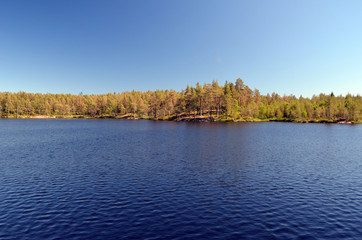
{"left": 0, "top": 119, "right": 361, "bottom": 239}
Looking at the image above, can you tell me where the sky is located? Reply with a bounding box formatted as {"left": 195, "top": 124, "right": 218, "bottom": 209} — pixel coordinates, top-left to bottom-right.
{"left": 0, "top": 0, "right": 361, "bottom": 97}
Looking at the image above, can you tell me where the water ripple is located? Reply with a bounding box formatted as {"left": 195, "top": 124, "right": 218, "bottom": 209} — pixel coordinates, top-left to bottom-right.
{"left": 0, "top": 120, "right": 361, "bottom": 239}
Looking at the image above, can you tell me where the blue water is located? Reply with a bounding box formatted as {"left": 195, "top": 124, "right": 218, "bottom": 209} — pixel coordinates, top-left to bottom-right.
{"left": 0, "top": 119, "right": 361, "bottom": 239}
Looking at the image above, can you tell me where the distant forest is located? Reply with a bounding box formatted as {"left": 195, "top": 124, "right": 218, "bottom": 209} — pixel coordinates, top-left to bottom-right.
{"left": 1, "top": 79, "right": 361, "bottom": 123}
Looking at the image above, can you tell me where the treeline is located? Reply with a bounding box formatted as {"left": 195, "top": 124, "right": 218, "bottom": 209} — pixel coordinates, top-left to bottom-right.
{"left": 0, "top": 78, "right": 361, "bottom": 122}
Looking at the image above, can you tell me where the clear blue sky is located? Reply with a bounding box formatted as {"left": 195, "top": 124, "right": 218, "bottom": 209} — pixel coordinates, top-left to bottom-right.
{"left": 1, "top": 0, "right": 361, "bottom": 97}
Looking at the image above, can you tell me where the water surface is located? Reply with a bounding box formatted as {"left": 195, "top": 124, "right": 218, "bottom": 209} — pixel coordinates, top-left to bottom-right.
{"left": 0, "top": 120, "right": 361, "bottom": 239}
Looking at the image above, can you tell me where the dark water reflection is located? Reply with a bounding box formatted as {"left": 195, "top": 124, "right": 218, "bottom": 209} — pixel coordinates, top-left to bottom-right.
{"left": 0, "top": 119, "right": 361, "bottom": 239}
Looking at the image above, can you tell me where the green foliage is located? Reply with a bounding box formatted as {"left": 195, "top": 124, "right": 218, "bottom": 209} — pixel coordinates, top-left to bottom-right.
{"left": 0, "top": 80, "right": 361, "bottom": 122}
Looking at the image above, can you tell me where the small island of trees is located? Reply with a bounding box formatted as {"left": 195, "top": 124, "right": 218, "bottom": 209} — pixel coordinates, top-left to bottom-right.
{"left": 0, "top": 79, "right": 361, "bottom": 123}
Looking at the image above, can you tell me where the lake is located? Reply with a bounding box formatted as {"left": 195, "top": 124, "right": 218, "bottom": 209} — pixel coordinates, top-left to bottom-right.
{"left": 0, "top": 119, "right": 361, "bottom": 239}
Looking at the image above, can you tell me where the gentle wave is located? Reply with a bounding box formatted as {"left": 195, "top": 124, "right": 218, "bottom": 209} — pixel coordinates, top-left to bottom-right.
{"left": 0, "top": 120, "right": 361, "bottom": 239}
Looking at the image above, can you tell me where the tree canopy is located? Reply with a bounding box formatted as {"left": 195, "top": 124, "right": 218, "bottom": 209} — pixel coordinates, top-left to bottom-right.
{"left": 1, "top": 79, "right": 361, "bottom": 122}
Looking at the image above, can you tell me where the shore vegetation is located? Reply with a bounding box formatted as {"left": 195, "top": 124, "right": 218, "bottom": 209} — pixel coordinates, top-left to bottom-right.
{"left": 1, "top": 79, "right": 361, "bottom": 123}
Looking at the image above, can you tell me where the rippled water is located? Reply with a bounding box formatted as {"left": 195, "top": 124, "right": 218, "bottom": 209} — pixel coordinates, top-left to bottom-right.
{"left": 0, "top": 119, "right": 361, "bottom": 239}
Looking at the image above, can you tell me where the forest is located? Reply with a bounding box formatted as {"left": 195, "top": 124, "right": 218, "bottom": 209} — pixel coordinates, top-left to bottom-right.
{"left": 0, "top": 79, "right": 361, "bottom": 123}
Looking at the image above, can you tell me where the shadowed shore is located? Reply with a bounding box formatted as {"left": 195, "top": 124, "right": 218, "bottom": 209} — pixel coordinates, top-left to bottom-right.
{"left": 4, "top": 114, "right": 358, "bottom": 124}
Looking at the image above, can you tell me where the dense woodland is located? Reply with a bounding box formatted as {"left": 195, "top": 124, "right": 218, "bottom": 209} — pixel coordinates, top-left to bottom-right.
{"left": 1, "top": 79, "right": 361, "bottom": 122}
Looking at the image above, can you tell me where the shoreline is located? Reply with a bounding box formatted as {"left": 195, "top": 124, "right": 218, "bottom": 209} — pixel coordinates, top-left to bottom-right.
{"left": 1, "top": 115, "right": 359, "bottom": 124}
